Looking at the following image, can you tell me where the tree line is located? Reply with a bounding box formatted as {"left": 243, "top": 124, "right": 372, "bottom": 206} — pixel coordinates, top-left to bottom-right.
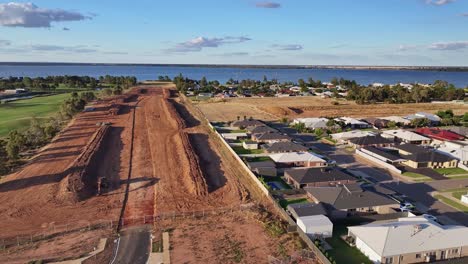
{"left": 0, "top": 75, "right": 137, "bottom": 91}
{"left": 347, "top": 80, "right": 465, "bottom": 104}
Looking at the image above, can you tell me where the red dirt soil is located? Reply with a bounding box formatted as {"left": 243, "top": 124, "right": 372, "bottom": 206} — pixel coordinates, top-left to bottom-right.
{"left": 0, "top": 97, "right": 134, "bottom": 238}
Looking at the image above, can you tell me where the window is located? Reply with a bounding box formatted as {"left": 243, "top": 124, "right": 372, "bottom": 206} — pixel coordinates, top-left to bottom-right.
{"left": 416, "top": 254, "right": 421, "bottom": 258}
{"left": 385, "top": 257, "right": 393, "bottom": 264}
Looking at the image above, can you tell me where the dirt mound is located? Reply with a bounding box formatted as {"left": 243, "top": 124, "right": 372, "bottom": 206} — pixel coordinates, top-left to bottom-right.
{"left": 57, "top": 125, "right": 110, "bottom": 203}
{"left": 259, "top": 106, "right": 295, "bottom": 116}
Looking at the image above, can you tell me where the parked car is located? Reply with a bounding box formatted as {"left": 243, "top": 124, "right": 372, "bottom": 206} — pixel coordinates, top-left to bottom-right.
{"left": 422, "top": 214, "right": 438, "bottom": 222}
{"left": 400, "top": 202, "right": 415, "bottom": 211}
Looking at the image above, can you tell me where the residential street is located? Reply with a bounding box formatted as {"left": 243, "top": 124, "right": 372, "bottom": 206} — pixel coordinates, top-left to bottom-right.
{"left": 112, "top": 226, "right": 151, "bottom": 264}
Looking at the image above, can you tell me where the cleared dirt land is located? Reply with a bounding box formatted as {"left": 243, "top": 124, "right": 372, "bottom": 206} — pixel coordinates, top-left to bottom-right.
{"left": 196, "top": 96, "right": 467, "bottom": 121}
{"left": 1, "top": 84, "right": 308, "bottom": 263}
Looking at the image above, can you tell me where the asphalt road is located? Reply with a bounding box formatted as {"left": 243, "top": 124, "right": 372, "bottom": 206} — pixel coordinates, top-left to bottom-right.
{"left": 112, "top": 226, "right": 151, "bottom": 264}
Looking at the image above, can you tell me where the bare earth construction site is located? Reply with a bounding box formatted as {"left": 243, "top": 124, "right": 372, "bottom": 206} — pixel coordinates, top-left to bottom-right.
{"left": 0, "top": 84, "right": 304, "bottom": 264}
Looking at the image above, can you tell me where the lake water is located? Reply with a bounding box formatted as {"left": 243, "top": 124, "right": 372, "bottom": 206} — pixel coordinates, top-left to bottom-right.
{"left": 0, "top": 64, "right": 467, "bottom": 87}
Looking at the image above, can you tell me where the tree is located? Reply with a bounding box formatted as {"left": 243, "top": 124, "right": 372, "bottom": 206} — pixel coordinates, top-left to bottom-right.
{"left": 326, "top": 119, "right": 336, "bottom": 128}
{"left": 200, "top": 76, "right": 208, "bottom": 87}
{"left": 102, "top": 88, "right": 113, "bottom": 97}
{"left": 292, "top": 122, "right": 306, "bottom": 133}
{"left": 314, "top": 128, "right": 324, "bottom": 137}
{"left": 411, "top": 118, "right": 430, "bottom": 128}
{"left": 6, "top": 130, "right": 25, "bottom": 160}
{"left": 387, "top": 121, "right": 397, "bottom": 129}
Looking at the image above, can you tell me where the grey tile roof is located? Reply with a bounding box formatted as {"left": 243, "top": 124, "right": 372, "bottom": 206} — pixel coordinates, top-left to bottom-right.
{"left": 266, "top": 142, "right": 309, "bottom": 153}
{"left": 349, "top": 135, "right": 393, "bottom": 146}
{"left": 362, "top": 146, "right": 404, "bottom": 161}
{"left": 232, "top": 119, "right": 264, "bottom": 128}
{"left": 248, "top": 125, "right": 277, "bottom": 134}
{"left": 255, "top": 132, "right": 291, "bottom": 141}
{"left": 286, "top": 167, "right": 356, "bottom": 184}
{"left": 287, "top": 202, "right": 328, "bottom": 219}
{"left": 393, "top": 143, "right": 428, "bottom": 154}
{"left": 395, "top": 144, "right": 456, "bottom": 163}
{"left": 305, "top": 184, "right": 398, "bottom": 210}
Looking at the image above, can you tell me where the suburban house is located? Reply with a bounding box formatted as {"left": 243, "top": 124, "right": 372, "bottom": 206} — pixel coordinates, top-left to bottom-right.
{"left": 269, "top": 152, "right": 327, "bottom": 168}
{"left": 221, "top": 132, "right": 249, "bottom": 140}
{"left": 381, "top": 129, "right": 431, "bottom": 145}
{"left": 348, "top": 217, "right": 468, "bottom": 264}
{"left": 231, "top": 119, "right": 264, "bottom": 129}
{"left": 297, "top": 215, "right": 333, "bottom": 238}
{"left": 415, "top": 128, "right": 465, "bottom": 143}
{"left": 405, "top": 112, "right": 441, "bottom": 125}
{"left": 292, "top": 118, "right": 330, "bottom": 130}
{"left": 361, "top": 146, "right": 407, "bottom": 165}
{"left": 331, "top": 130, "right": 376, "bottom": 143}
{"left": 264, "top": 141, "right": 309, "bottom": 154}
{"left": 242, "top": 140, "right": 259, "bottom": 150}
{"left": 287, "top": 202, "right": 328, "bottom": 220}
{"left": 437, "top": 141, "right": 468, "bottom": 166}
{"left": 348, "top": 135, "right": 394, "bottom": 148}
{"left": 247, "top": 125, "right": 277, "bottom": 135}
{"left": 335, "top": 117, "right": 372, "bottom": 129}
{"left": 304, "top": 183, "right": 399, "bottom": 218}
{"left": 446, "top": 126, "right": 468, "bottom": 137}
{"left": 246, "top": 160, "right": 277, "bottom": 177}
{"left": 285, "top": 167, "right": 358, "bottom": 189}
{"left": 394, "top": 144, "right": 458, "bottom": 169}
{"left": 362, "top": 118, "right": 390, "bottom": 129}
{"left": 380, "top": 116, "right": 412, "bottom": 126}
{"left": 252, "top": 132, "right": 291, "bottom": 143}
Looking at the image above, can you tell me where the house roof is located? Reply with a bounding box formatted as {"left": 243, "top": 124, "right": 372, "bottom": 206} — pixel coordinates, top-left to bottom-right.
{"left": 335, "top": 117, "right": 370, "bottom": 126}
{"left": 407, "top": 151, "right": 456, "bottom": 163}
{"left": 269, "top": 152, "right": 326, "bottom": 163}
{"left": 255, "top": 132, "right": 291, "bottom": 141}
{"left": 246, "top": 160, "right": 276, "bottom": 169}
{"left": 405, "top": 112, "right": 441, "bottom": 122}
{"left": 446, "top": 126, "right": 468, "bottom": 137}
{"left": 287, "top": 202, "right": 328, "bottom": 218}
{"left": 297, "top": 214, "right": 333, "bottom": 227}
{"left": 293, "top": 118, "right": 330, "bottom": 129}
{"left": 349, "top": 135, "right": 393, "bottom": 146}
{"left": 380, "top": 116, "right": 411, "bottom": 125}
{"left": 232, "top": 119, "right": 264, "bottom": 128}
{"left": 362, "top": 118, "right": 390, "bottom": 128}
{"left": 348, "top": 217, "right": 468, "bottom": 258}
{"left": 286, "top": 167, "right": 356, "bottom": 185}
{"left": 393, "top": 143, "right": 429, "bottom": 154}
{"left": 415, "top": 128, "right": 465, "bottom": 141}
{"left": 331, "top": 130, "right": 376, "bottom": 140}
{"left": 266, "top": 142, "right": 309, "bottom": 153}
{"left": 382, "top": 129, "right": 430, "bottom": 142}
{"left": 437, "top": 147, "right": 468, "bottom": 162}
{"left": 248, "top": 125, "right": 277, "bottom": 134}
{"left": 304, "top": 183, "right": 398, "bottom": 210}
{"left": 362, "top": 146, "right": 405, "bottom": 162}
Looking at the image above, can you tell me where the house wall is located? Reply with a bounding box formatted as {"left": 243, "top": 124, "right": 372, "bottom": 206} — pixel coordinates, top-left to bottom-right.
{"left": 428, "top": 160, "right": 458, "bottom": 169}
{"left": 242, "top": 142, "right": 258, "bottom": 150}
{"left": 307, "top": 161, "right": 327, "bottom": 167}
{"left": 297, "top": 217, "right": 333, "bottom": 238}
{"left": 381, "top": 245, "right": 468, "bottom": 264}
{"left": 354, "top": 236, "right": 382, "bottom": 263}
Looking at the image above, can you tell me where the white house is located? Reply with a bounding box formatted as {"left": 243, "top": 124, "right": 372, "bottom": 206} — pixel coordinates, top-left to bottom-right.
{"left": 335, "top": 117, "right": 371, "bottom": 129}
{"left": 331, "top": 130, "right": 376, "bottom": 143}
{"left": 292, "top": 118, "right": 330, "bottom": 130}
{"left": 348, "top": 217, "right": 468, "bottom": 264}
{"left": 381, "top": 129, "right": 431, "bottom": 145}
{"left": 221, "top": 133, "right": 248, "bottom": 140}
{"left": 269, "top": 152, "right": 327, "bottom": 168}
{"left": 297, "top": 215, "right": 333, "bottom": 238}
{"left": 461, "top": 193, "right": 468, "bottom": 205}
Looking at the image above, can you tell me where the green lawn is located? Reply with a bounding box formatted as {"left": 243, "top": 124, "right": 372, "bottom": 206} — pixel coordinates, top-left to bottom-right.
{"left": 232, "top": 146, "right": 264, "bottom": 155}
{"left": 403, "top": 172, "right": 432, "bottom": 182}
{"left": 325, "top": 223, "right": 372, "bottom": 264}
{"left": 278, "top": 198, "right": 308, "bottom": 209}
{"left": 434, "top": 194, "right": 468, "bottom": 213}
{"left": 434, "top": 168, "right": 468, "bottom": 176}
{"left": 0, "top": 93, "right": 70, "bottom": 137}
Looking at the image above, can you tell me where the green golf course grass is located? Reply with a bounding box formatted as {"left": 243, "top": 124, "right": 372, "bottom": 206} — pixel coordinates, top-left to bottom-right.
{"left": 0, "top": 93, "right": 70, "bottom": 138}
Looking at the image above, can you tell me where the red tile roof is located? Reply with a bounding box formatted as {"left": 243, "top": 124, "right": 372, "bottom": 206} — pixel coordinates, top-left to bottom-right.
{"left": 415, "top": 128, "right": 465, "bottom": 141}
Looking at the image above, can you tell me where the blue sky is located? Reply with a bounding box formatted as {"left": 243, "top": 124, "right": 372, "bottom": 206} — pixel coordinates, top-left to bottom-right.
{"left": 0, "top": 0, "right": 468, "bottom": 65}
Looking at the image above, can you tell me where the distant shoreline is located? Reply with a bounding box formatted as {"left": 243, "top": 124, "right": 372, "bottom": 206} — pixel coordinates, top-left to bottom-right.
{"left": 1, "top": 62, "right": 468, "bottom": 72}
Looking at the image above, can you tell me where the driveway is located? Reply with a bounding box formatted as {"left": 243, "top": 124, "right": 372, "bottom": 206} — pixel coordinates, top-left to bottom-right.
{"left": 405, "top": 167, "right": 448, "bottom": 181}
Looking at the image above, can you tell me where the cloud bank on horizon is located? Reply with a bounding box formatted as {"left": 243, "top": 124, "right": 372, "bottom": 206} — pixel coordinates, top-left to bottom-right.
{"left": 0, "top": 1, "right": 467, "bottom": 65}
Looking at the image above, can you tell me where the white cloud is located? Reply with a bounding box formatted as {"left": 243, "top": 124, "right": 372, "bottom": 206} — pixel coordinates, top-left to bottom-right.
{"left": 426, "top": 0, "right": 455, "bottom": 6}
{"left": 272, "top": 44, "right": 303, "bottom": 51}
{"left": 398, "top": 44, "right": 420, "bottom": 51}
{"left": 255, "top": 2, "right": 281, "bottom": 8}
{"left": 167, "top": 36, "right": 251, "bottom": 52}
{"left": 0, "top": 2, "right": 92, "bottom": 28}
{"left": 429, "top": 41, "right": 468, "bottom": 50}
{"left": 460, "top": 13, "right": 468, "bottom": 16}
{"left": 215, "top": 52, "right": 249, "bottom": 57}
